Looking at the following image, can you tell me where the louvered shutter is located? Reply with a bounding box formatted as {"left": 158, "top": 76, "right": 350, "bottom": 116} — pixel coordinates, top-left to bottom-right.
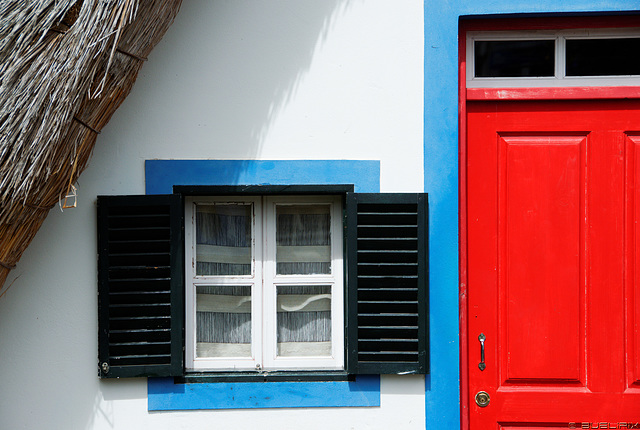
{"left": 97, "top": 194, "right": 184, "bottom": 378}
{"left": 346, "top": 193, "right": 429, "bottom": 374}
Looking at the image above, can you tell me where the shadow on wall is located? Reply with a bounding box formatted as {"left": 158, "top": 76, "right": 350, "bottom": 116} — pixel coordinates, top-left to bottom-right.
{"left": 0, "top": 2, "right": 358, "bottom": 430}
{"left": 90, "top": 0, "right": 354, "bottom": 427}
{"left": 129, "top": 0, "right": 355, "bottom": 184}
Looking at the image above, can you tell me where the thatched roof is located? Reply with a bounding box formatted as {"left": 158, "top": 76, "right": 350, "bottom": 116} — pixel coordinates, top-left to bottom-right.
{"left": 0, "top": 0, "right": 182, "bottom": 290}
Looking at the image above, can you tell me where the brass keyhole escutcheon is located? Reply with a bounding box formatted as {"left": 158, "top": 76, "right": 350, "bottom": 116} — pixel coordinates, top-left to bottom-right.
{"left": 475, "top": 391, "right": 490, "bottom": 407}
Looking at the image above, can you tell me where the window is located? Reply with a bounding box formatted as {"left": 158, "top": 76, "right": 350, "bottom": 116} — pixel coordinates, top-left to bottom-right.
{"left": 467, "top": 28, "right": 640, "bottom": 88}
{"left": 565, "top": 37, "right": 640, "bottom": 77}
{"left": 97, "top": 187, "right": 428, "bottom": 379}
{"left": 474, "top": 39, "right": 555, "bottom": 78}
{"left": 184, "top": 196, "right": 344, "bottom": 371}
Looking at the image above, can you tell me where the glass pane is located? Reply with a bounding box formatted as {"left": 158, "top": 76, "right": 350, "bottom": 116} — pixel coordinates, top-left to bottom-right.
{"left": 276, "top": 204, "right": 331, "bottom": 275}
{"left": 196, "top": 285, "right": 251, "bottom": 358}
{"left": 276, "top": 285, "right": 331, "bottom": 357}
{"left": 566, "top": 38, "right": 640, "bottom": 76}
{"left": 196, "top": 204, "right": 251, "bottom": 276}
{"left": 474, "top": 40, "right": 555, "bottom": 77}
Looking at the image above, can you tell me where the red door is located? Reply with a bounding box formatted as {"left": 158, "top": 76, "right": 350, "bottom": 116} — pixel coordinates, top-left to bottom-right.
{"left": 467, "top": 99, "right": 640, "bottom": 428}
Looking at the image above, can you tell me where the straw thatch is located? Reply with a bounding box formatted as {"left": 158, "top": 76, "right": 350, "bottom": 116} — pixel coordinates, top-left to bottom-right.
{"left": 0, "top": 0, "right": 182, "bottom": 290}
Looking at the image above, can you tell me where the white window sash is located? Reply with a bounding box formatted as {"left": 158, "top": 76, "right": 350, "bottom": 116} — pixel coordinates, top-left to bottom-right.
{"left": 185, "top": 195, "right": 344, "bottom": 372}
{"left": 185, "top": 196, "right": 263, "bottom": 371}
{"left": 262, "top": 196, "right": 344, "bottom": 370}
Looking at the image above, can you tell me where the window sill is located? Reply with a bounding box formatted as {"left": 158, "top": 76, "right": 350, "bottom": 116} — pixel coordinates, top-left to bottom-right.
{"left": 178, "top": 370, "right": 354, "bottom": 384}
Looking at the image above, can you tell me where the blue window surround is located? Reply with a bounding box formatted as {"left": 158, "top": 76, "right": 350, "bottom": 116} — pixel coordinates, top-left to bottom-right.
{"left": 145, "top": 160, "right": 380, "bottom": 195}
{"left": 146, "top": 159, "right": 381, "bottom": 410}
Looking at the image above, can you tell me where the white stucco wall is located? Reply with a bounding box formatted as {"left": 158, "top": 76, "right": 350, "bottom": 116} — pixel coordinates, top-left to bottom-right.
{"left": 0, "top": 1, "right": 424, "bottom": 429}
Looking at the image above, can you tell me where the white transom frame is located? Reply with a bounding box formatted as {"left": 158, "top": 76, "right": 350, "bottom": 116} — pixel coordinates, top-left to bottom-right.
{"left": 466, "top": 28, "right": 640, "bottom": 88}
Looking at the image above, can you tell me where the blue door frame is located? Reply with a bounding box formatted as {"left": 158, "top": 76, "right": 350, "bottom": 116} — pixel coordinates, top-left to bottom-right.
{"left": 423, "top": 2, "right": 640, "bottom": 429}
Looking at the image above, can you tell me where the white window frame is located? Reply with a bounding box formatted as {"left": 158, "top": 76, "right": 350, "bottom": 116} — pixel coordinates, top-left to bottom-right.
{"left": 185, "top": 195, "right": 344, "bottom": 372}
{"left": 467, "top": 28, "right": 640, "bottom": 88}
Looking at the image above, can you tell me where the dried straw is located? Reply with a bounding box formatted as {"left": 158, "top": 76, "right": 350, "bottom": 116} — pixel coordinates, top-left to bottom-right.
{"left": 0, "top": 0, "right": 183, "bottom": 289}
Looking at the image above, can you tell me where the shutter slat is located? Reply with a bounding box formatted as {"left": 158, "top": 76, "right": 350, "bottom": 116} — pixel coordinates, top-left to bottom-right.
{"left": 108, "top": 240, "right": 170, "bottom": 244}
{"left": 109, "top": 314, "right": 172, "bottom": 319}
{"left": 109, "top": 252, "right": 171, "bottom": 257}
{"left": 110, "top": 354, "right": 171, "bottom": 360}
{"left": 358, "top": 300, "right": 418, "bottom": 303}
{"left": 98, "top": 194, "right": 184, "bottom": 379}
{"left": 110, "top": 330, "right": 170, "bottom": 343}
{"left": 111, "top": 341, "right": 172, "bottom": 346}
{"left": 109, "top": 290, "right": 171, "bottom": 295}
{"left": 109, "top": 304, "right": 171, "bottom": 310}
{"left": 110, "top": 329, "right": 170, "bottom": 335}
{"left": 109, "top": 278, "right": 172, "bottom": 282}
{"left": 346, "top": 193, "right": 428, "bottom": 375}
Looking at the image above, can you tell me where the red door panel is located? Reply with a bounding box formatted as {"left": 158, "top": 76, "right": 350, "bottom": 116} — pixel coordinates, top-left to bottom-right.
{"left": 628, "top": 134, "right": 640, "bottom": 391}
{"left": 467, "top": 100, "right": 640, "bottom": 428}
{"left": 500, "top": 134, "right": 584, "bottom": 384}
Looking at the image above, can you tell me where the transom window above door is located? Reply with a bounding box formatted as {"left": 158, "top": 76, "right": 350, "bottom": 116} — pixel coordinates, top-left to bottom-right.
{"left": 466, "top": 28, "right": 640, "bottom": 88}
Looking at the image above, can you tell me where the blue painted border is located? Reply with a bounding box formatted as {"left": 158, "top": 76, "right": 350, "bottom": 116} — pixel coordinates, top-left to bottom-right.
{"left": 423, "top": 2, "right": 640, "bottom": 429}
{"left": 149, "top": 376, "right": 380, "bottom": 410}
{"left": 145, "top": 159, "right": 379, "bottom": 195}
{"left": 146, "top": 159, "right": 380, "bottom": 410}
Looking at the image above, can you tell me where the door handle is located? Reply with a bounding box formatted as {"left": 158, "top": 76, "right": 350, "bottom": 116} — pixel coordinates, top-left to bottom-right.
{"left": 478, "top": 333, "right": 486, "bottom": 371}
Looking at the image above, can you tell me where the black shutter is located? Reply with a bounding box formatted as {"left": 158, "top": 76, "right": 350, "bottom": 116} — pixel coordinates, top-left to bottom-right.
{"left": 97, "top": 194, "right": 184, "bottom": 378}
{"left": 346, "top": 193, "right": 428, "bottom": 374}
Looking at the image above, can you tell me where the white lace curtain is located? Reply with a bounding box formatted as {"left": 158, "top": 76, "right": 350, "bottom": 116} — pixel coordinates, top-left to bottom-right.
{"left": 195, "top": 203, "right": 332, "bottom": 358}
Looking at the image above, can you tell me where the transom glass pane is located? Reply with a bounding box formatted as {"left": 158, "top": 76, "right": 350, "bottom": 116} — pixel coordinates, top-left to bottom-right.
{"left": 196, "top": 285, "right": 251, "bottom": 358}
{"left": 196, "top": 204, "right": 252, "bottom": 276}
{"left": 276, "top": 204, "right": 331, "bottom": 275}
{"left": 474, "top": 39, "right": 555, "bottom": 78}
{"left": 566, "top": 38, "right": 640, "bottom": 76}
{"left": 276, "top": 285, "right": 331, "bottom": 357}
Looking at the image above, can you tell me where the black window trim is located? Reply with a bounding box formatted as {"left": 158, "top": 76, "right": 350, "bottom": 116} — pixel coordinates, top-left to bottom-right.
{"left": 174, "top": 184, "right": 356, "bottom": 196}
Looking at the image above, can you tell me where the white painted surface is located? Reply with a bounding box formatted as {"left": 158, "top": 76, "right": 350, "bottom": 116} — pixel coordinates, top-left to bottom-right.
{"left": 0, "top": 1, "right": 424, "bottom": 429}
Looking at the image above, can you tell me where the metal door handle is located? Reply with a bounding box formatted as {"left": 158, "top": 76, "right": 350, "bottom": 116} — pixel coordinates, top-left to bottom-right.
{"left": 478, "top": 333, "right": 486, "bottom": 371}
